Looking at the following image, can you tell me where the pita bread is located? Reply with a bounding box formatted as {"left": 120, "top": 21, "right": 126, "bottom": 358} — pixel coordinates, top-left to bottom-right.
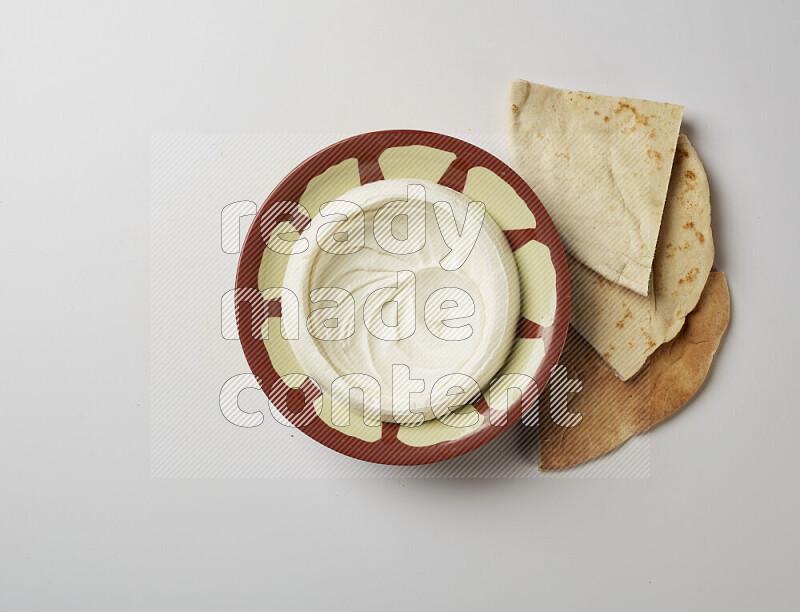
{"left": 568, "top": 134, "right": 714, "bottom": 380}
{"left": 507, "top": 80, "right": 683, "bottom": 295}
{"left": 539, "top": 271, "right": 730, "bottom": 471}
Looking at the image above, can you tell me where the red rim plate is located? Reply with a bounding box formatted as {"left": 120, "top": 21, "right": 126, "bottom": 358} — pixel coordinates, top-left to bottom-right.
{"left": 235, "top": 130, "right": 570, "bottom": 465}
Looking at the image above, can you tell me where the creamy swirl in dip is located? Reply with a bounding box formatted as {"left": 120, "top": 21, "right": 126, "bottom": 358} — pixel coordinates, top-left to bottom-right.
{"left": 282, "top": 179, "right": 520, "bottom": 423}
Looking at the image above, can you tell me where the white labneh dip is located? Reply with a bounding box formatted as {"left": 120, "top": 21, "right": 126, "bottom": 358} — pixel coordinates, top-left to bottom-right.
{"left": 282, "top": 179, "right": 520, "bottom": 423}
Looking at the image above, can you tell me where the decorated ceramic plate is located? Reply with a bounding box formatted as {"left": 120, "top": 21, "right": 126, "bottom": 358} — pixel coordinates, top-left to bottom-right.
{"left": 236, "top": 130, "right": 570, "bottom": 465}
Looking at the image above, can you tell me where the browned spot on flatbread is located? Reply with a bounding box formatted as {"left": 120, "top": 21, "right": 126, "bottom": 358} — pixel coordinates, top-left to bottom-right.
{"left": 511, "top": 104, "right": 518, "bottom": 114}
{"left": 682, "top": 221, "right": 706, "bottom": 244}
{"left": 641, "top": 329, "right": 657, "bottom": 350}
{"left": 666, "top": 241, "right": 691, "bottom": 255}
{"left": 615, "top": 305, "right": 634, "bottom": 329}
{"left": 592, "top": 274, "right": 612, "bottom": 288}
{"left": 614, "top": 101, "right": 652, "bottom": 127}
{"left": 678, "top": 267, "right": 700, "bottom": 285}
{"left": 685, "top": 169, "right": 697, "bottom": 181}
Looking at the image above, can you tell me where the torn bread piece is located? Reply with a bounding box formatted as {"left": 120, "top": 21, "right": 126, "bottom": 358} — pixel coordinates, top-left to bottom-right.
{"left": 507, "top": 80, "right": 683, "bottom": 296}
{"left": 568, "top": 134, "right": 714, "bottom": 380}
{"left": 539, "top": 271, "right": 730, "bottom": 471}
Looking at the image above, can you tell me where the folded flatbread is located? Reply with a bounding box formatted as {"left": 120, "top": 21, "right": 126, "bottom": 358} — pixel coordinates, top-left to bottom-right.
{"left": 539, "top": 271, "right": 730, "bottom": 471}
{"left": 507, "top": 80, "right": 684, "bottom": 296}
{"left": 567, "top": 134, "right": 714, "bottom": 380}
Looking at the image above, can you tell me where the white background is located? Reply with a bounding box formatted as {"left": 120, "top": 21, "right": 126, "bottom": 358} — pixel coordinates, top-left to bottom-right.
{"left": 1, "top": 1, "right": 798, "bottom": 610}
